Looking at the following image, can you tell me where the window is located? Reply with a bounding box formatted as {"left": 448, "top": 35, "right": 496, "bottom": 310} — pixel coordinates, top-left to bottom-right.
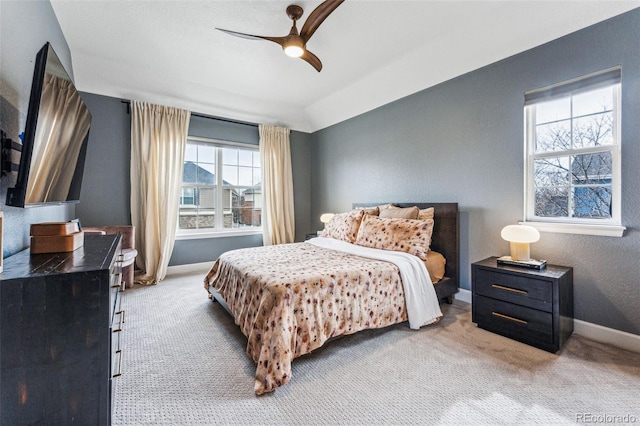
{"left": 523, "top": 67, "right": 624, "bottom": 237}
{"left": 177, "top": 138, "right": 261, "bottom": 237}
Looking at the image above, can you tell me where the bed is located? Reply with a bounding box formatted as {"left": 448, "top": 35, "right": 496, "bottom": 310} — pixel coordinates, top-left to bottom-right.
{"left": 204, "top": 202, "right": 459, "bottom": 394}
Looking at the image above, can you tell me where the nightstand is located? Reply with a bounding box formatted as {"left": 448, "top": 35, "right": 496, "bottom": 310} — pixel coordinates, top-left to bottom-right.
{"left": 472, "top": 257, "right": 573, "bottom": 353}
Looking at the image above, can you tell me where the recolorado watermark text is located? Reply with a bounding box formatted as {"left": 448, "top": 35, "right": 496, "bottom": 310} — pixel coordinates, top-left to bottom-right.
{"left": 576, "top": 413, "right": 637, "bottom": 424}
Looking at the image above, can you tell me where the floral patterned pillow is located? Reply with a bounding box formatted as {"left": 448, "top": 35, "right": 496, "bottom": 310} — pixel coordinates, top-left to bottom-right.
{"left": 321, "top": 209, "right": 365, "bottom": 243}
{"left": 354, "top": 214, "right": 434, "bottom": 261}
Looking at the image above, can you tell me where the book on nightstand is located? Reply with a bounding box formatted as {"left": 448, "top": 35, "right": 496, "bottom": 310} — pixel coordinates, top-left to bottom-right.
{"left": 497, "top": 256, "right": 547, "bottom": 270}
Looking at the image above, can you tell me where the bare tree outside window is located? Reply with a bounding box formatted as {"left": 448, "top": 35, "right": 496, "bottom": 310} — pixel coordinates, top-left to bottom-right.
{"left": 530, "top": 85, "right": 616, "bottom": 220}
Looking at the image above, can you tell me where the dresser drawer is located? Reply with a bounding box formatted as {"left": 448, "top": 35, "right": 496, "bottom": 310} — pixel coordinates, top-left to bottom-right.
{"left": 473, "top": 295, "right": 554, "bottom": 348}
{"left": 474, "top": 268, "right": 552, "bottom": 312}
{"left": 110, "top": 295, "right": 124, "bottom": 379}
{"left": 109, "top": 238, "right": 123, "bottom": 324}
{"left": 109, "top": 247, "right": 124, "bottom": 411}
{"left": 111, "top": 325, "right": 124, "bottom": 378}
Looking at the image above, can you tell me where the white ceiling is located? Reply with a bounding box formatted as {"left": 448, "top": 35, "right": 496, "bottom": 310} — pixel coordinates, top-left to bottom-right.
{"left": 50, "top": 0, "right": 639, "bottom": 133}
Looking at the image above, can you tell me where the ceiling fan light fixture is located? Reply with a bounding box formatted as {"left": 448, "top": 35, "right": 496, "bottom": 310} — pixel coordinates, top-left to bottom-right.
{"left": 283, "top": 38, "right": 305, "bottom": 58}
{"left": 217, "top": 0, "right": 345, "bottom": 71}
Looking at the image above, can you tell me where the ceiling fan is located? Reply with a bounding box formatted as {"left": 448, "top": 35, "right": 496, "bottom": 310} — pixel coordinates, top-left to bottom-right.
{"left": 216, "top": 0, "right": 345, "bottom": 72}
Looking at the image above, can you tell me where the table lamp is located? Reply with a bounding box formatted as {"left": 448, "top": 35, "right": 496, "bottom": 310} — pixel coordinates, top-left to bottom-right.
{"left": 318, "top": 213, "right": 334, "bottom": 236}
{"left": 500, "top": 224, "right": 540, "bottom": 261}
{"left": 320, "top": 213, "right": 334, "bottom": 226}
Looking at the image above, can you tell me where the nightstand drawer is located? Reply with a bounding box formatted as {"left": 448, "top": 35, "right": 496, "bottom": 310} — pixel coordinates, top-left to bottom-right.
{"left": 474, "top": 269, "right": 552, "bottom": 312}
{"left": 474, "top": 295, "right": 553, "bottom": 347}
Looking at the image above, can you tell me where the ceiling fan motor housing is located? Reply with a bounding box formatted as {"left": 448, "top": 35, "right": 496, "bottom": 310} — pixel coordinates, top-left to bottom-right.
{"left": 286, "top": 5, "right": 304, "bottom": 21}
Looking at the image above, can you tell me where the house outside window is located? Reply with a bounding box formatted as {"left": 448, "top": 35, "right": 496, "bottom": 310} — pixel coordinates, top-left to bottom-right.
{"left": 177, "top": 138, "right": 261, "bottom": 238}
{"left": 523, "top": 67, "right": 624, "bottom": 237}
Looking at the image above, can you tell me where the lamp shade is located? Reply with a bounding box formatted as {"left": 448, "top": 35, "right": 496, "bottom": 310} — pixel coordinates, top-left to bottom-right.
{"left": 501, "top": 224, "right": 540, "bottom": 261}
{"left": 320, "top": 213, "right": 335, "bottom": 224}
{"left": 501, "top": 225, "right": 540, "bottom": 243}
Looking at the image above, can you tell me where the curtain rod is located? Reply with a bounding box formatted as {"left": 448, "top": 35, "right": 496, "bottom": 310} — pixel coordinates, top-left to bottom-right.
{"left": 120, "top": 100, "right": 258, "bottom": 128}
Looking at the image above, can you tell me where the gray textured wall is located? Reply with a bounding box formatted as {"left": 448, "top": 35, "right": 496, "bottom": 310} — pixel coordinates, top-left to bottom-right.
{"left": 311, "top": 10, "right": 640, "bottom": 335}
{"left": 0, "top": 0, "right": 76, "bottom": 258}
{"left": 290, "top": 130, "right": 312, "bottom": 241}
{"left": 76, "top": 93, "right": 131, "bottom": 226}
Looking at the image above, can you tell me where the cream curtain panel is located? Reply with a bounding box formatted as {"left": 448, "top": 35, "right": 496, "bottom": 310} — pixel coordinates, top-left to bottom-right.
{"left": 130, "top": 101, "right": 190, "bottom": 284}
{"left": 26, "top": 74, "right": 91, "bottom": 204}
{"left": 259, "top": 124, "right": 295, "bottom": 246}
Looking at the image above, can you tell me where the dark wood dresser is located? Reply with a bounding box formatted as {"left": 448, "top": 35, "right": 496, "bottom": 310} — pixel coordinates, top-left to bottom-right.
{"left": 1, "top": 234, "right": 122, "bottom": 425}
{"left": 472, "top": 256, "right": 573, "bottom": 353}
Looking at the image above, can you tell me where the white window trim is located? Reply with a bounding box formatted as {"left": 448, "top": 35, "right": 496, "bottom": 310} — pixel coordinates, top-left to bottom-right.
{"left": 175, "top": 228, "right": 263, "bottom": 240}
{"left": 523, "top": 71, "right": 624, "bottom": 237}
{"left": 519, "top": 221, "right": 625, "bottom": 237}
{"left": 176, "top": 137, "right": 262, "bottom": 239}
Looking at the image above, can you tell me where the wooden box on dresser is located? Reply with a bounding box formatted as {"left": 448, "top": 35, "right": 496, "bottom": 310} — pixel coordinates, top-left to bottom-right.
{"left": 472, "top": 257, "right": 573, "bottom": 353}
{"left": 0, "top": 234, "right": 123, "bottom": 425}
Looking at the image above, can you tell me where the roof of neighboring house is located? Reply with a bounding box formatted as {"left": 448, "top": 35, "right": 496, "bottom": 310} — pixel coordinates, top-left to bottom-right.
{"left": 183, "top": 162, "right": 261, "bottom": 196}
{"left": 183, "top": 161, "right": 233, "bottom": 185}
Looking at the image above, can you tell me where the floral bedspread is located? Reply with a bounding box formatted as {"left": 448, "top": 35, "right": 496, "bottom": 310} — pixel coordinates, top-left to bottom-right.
{"left": 204, "top": 241, "right": 415, "bottom": 395}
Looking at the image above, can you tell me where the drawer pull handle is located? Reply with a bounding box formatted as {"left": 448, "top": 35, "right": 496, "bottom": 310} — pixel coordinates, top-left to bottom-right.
{"left": 112, "top": 349, "right": 124, "bottom": 378}
{"left": 113, "top": 310, "right": 125, "bottom": 332}
{"left": 492, "top": 311, "right": 528, "bottom": 325}
{"left": 111, "top": 274, "right": 123, "bottom": 289}
{"left": 492, "top": 284, "right": 528, "bottom": 295}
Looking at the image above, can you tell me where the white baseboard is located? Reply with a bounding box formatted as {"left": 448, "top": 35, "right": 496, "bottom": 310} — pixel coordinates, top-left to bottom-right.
{"left": 166, "top": 261, "right": 214, "bottom": 277}
{"left": 455, "top": 288, "right": 472, "bottom": 304}
{"left": 168, "top": 267, "right": 640, "bottom": 353}
{"left": 574, "top": 319, "right": 640, "bottom": 354}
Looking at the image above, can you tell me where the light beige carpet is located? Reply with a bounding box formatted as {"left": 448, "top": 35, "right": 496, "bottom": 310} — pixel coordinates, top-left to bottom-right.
{"left": 113, "top": 270, "right": 640, "bottom": 425}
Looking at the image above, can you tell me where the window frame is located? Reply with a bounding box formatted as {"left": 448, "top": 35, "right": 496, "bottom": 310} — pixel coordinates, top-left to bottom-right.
{"left": 521, "top": 68, "right": 625, "bottom": 237}
{"left": 175, "top": 136, "right": 262, "bottom": 240}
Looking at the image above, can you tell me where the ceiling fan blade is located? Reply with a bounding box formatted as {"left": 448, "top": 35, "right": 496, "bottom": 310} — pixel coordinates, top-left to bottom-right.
{"left": 217, "top": 28, "right": 286, "bottom": 47}
{"left": 300, "top": 0, "right": 345, "bottom": 42}
{"left": 216, "top": 28, "right": 263, "bottom": 40}
{"left": 301, "top": 50, "right": 322, "bottom": 72}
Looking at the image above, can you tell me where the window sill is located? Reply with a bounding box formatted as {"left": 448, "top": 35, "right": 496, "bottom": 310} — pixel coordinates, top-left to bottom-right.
{"left": 519, "top": 221, "right": 626, "bottom": 237}
{"left": 175, "top": 229, "right": 263, "bottom": 240}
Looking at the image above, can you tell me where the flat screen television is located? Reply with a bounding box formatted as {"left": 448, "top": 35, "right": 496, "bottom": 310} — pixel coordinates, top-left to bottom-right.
{"left": 6, "top": 42, "right": 91, "bottom": 207}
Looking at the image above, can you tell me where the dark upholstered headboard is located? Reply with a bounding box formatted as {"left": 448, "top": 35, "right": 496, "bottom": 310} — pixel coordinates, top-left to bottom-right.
{"left": 352, "top": 202, "right": 459, "bottom": 302}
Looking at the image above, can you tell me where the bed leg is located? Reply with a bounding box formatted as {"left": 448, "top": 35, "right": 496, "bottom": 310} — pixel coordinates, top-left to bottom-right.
{"left": 445, "top": 295, "right": 454, "bottom": 305}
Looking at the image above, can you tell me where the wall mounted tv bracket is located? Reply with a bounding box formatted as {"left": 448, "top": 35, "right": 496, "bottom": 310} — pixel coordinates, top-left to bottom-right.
{"left": 1, "top": 129, "right": 22, "bottom": 177}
